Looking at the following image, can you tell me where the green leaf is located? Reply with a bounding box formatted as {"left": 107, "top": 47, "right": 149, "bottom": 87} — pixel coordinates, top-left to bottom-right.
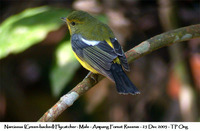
{"left": 0, "top": 6, "right": 70, "bottom": 59}
{"left": 50, "top": 41, "right": 80, "bottom": 97}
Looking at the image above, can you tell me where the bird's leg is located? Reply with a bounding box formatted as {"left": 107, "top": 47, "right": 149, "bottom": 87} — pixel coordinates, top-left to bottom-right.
{"left": 85, "top": 71, "right": 92, "bottom": 79}
{"left": 84, "top": 71, "right": 98, "bottom": 83}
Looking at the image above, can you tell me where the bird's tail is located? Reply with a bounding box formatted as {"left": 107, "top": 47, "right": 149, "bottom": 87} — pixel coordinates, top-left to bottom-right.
{"left": 110, "top": 63, "right": 140, "bottom": 95}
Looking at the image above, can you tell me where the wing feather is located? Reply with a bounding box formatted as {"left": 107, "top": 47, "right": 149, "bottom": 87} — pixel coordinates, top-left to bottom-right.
{"left": 71, "top": 34, "right": 117, "bottom": 80}
{"left": 71, "top": 34, "right": 129, "bottom": 80}
{"left": 110, "top": 38, "right": 130, "bottom": 71}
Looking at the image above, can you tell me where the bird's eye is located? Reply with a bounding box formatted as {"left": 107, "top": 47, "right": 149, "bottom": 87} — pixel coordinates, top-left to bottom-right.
{"left": 71, "top": 21, "right": 76, "bottom": 26}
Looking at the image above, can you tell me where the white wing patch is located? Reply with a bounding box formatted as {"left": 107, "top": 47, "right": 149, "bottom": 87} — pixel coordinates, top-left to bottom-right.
{"left": 81, "top": 37, "right": 100, "bottom": 46}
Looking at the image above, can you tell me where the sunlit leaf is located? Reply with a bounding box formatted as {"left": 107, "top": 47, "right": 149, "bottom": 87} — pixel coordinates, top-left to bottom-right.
{"left": 50, "top": 41, "right": 80, "bottom": 96}
{"left": 0, "top": 6, "right": 70, "bottom": 59}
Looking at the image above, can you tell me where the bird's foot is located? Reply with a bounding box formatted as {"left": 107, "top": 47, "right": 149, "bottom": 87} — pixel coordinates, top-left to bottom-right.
{"left": 84, "top": 72, "right": 98, "bottom": 83}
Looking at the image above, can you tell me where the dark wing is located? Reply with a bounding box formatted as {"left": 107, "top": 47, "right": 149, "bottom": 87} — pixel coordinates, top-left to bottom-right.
{"left": 110, "top": 38, "right": 130, "bottom": 71}
{"left": 71, "top": 34, "right": 118, "bottom": 80}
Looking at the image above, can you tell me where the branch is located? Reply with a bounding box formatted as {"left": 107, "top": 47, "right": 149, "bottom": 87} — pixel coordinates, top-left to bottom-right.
{"left": 38, "top": 24, "right": 200, "bottom": 122}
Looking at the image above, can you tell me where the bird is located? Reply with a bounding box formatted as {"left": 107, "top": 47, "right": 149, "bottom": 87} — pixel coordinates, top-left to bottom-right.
{"left": 61, "top": 11, "right": 140, "bottom": 95}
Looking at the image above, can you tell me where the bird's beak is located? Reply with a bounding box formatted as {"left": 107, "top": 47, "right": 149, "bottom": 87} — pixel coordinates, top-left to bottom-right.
{"left": 61, "top": 17, "right": 67, "bottom": 22}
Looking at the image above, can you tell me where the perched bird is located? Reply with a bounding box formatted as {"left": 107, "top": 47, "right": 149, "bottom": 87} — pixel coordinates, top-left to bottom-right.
{"left": 62, "top": 11, "right": 140, "bottom": 95}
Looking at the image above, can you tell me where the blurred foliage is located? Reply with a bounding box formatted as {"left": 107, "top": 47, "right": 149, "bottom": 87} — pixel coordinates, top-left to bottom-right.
{"left": 0, "top": 5, "right": 108, "bottom": 97}
{"left": 0, "top": 6, "right": 70, "bottom": 59}
{"left": 50, "top": 41, "right": 80, "bottom": 97}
